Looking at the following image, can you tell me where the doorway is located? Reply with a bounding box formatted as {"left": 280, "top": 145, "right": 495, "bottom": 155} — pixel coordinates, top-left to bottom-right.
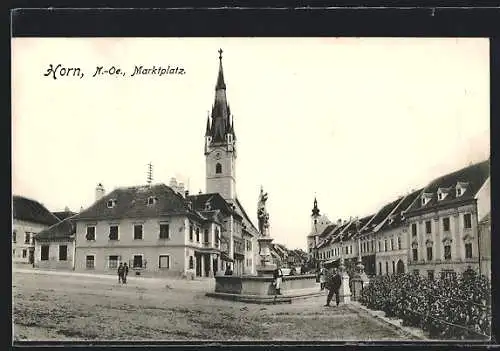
{"left": 396, "top": 260, "right": 405, "bottom": 274}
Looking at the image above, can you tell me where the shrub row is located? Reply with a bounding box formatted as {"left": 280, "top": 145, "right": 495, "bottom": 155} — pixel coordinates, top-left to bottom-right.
{"left": 359, "top": 271, "right": 491, "bottom": 340}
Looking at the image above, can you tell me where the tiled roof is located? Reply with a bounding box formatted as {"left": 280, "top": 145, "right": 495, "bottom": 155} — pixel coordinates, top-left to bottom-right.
{"left": 13, "top": 196, "right": 60, "bottom": 226}
{"left": 359, "top": 197, "right": 402, "bottom": 236}
{"left": 35, "top": 215, "right": 77, "bottom": 242}
{"left": 379, "top": 188, "right": 423, "bottom": 231}
{"left": 74, "top": 184, "right": 204, "bottom": 222}
{"left": 187, "top": 193, "right": 240, "bottom": 219}
{"left": 406, "top": 159, "right": 490, "bottom": 215}
{"left": 52, "top": 211, "right": 78, "bottom": 221}
{"left": 344, "top": 215, "right": 374, "bottom": 241}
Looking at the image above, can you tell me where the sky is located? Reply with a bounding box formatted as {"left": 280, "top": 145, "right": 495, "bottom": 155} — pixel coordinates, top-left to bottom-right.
{"left": 12, "top": 38, "right": 490, "bottom": 251}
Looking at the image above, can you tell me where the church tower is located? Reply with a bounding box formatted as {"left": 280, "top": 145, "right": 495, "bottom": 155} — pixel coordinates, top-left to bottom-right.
{"left": 205, "top": 49, "right": 237, "bottom": 200}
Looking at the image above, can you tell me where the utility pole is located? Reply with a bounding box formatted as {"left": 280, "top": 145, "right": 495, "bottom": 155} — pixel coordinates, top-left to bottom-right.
{"left": 147, "top": 162, "right": 153, "bottom": 185}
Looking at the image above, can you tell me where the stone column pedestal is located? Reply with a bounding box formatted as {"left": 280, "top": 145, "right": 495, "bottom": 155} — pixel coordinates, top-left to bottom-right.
{"left": 256, "top": 237, "right": 276, "bottom": 277}
{"left": 351, "top": 272, "right": 369, "bottom": 301}
{"left": 339, "top": 272, "right": 351, "bottom": 303}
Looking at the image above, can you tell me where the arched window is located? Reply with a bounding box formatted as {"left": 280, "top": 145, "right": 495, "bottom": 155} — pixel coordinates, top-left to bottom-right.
{"left": 189, "top": 256, "right": 194, "bottom": 269}
{"left": 215, "top": 163, "right": 222, "bottom": 174}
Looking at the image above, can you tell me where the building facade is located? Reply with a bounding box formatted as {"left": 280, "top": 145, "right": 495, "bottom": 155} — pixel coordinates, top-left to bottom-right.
{"left": 13, "top": 196, "right": 60, "bottom": 265}
{"left": 73, "top": 184, "right": 223, "bottom": 278}
{"left": 406, "top": 160, "right": 490, "bottom": 279}
{"left": 34, "top": 216, "right": 76, "bottom": 270}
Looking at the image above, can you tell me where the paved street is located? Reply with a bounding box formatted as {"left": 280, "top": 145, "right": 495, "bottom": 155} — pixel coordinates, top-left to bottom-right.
{"left": 13, "top": 269, "right": 418, "bottom": 341}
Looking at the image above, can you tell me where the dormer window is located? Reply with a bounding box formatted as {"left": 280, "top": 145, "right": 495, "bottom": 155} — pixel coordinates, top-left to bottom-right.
{"left": 421, "top": 193, "right": 432, "bottom": 206}
{"left": 147, "top": 196, "right": 157, "bottom": 205}
{"left": 205, "top": 202, "right": 211, "bottom": 211}
{"left": 455, "top": 182, "right": 468, "bottom": 197}
{"left": 107, "top": 199, "right": 117, "bottom": 208}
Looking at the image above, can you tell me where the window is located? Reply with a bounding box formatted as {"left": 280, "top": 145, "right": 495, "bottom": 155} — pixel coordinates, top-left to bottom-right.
{"left": 427, "top": 247, "right": 433, "bottom": 261}
{"left": 86, "top": 255, "right": 95, "bottom": 269}
{"left": 456, "top": 188, "right": 463, "bottom": 197}
{"left": 427, "top": 270, "right": 434, "bottom": 280}
{"left": 443, "top": 217, "right": 450, "bottom": 232}
{"left": 86, "top": 226, "right": 96, "bottom": 241}
{"left": 444, "top": 245, "right": 451, "bottom": 260}
{"left": 41, "top": 245, "right": 49, "bottom": 260}
{"left": 412, "top": 248, "right": 418, "bottom": 261}
{"left": 12, "top": 230, "right": 16, "bottom": 243}
{"left": 196, "top": 227, "right": 200, "bottom": 242}
{"left": 25, "top": 232, "right": 30, "bottom": 244}
{"left": 378, "top": 241, "right": 382, "bottom": 252}
{"left": 107, "top": 199, "right": 116, "bottom": 208}
{"left": 425, "top": 221, "right": 432, "bottom": 234}
{"left": 108, "top": 255, "right": 119, "bottom": 269}
{"left": 411, "top": 223, "right": 417, "bottom": 237}
{"left": 189, "top": 256, "right": 194, "bottom": 269}
{"left": 133, "top": 255, "right": 143, "bottom": 268}
{"left": 384, "top": 240, "right": 388, "bottom": 252}
{"left": 59, "top": 245, "right": 67, "bottom": 261}
{"left": 159, "top": 223, "right": 169, "bottom": 239}
{"left": 109, "top": 225, "right": 119, "bottom": 240}
{"left": 465, "top": 243, "right": 473, "bottom": 259}
{"left": 390, "top": 238, "right": 394, "bottom": 251}
{"left": 378, "top": 262, "right": 382, "bottom": 275}
{"left": 464, "top": 213, "right": 472, "bottom": 229}
{"left": 189, "top": 223, "right": 193, "bottom": 241}
{"left": 134, "top": 224, "right": 143, "bottom": 240}
{"left": 159, "top": 255, "right": 170, "bottom": 269}
{"left": 246, "top": 240, "right": 252, "bottom": 251}
{"left": 398, "top": 237, "right": 402, "bottom": 250}
{"left": 215, "top": 163, "right": 222, "bottom": 174}
{"left": 12, "top": 249, "right": 15, "bottom": 256}
{"left": 204, "top": 229, "right": 209, "bottom": 244}
{"left": 147, "top": 196, "right": 156, "bottom": 205}
{"left": 22, "top": 249, "right": 26, "bottom": 258}
{"left": 438, "top": 192, "right": 444, "bottom": 201}
{"left": 385, "top": 262, "right": 389, "bottom": 275}
{"left": 371, "top": 240, "right": 374, "bottom": 252}
{"left": 392, "top": 261, "right": 395, "bottom": 274}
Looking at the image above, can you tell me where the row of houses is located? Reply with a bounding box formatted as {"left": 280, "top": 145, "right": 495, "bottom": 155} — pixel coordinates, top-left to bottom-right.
{"left": 307, "top": 159, "right": 491, "bottom": 280}
{"left": 12, "top": 185, "right": 306, "bottom": 278}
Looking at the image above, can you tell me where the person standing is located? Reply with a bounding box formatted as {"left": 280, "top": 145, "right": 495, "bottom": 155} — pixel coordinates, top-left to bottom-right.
{"left": 325, "top": 268, "right": 342, "bottom": 307}
{"left": 117, "top": 262, "right": 124, "bottom": 283}
{"left": 273, "top": 265, "right": 284, "bottom": 295}
{"left": 123, "top": 263, "right": 129, "bottom": 284}
{"left": 319, "top": 265, "right": 326, "bottom": 290}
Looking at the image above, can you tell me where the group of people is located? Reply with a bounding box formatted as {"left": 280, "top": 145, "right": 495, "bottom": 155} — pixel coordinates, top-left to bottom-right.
{"left": 117, "top": 262, "right": 129, "bottom": 284}
{"left": 359, "top": 270, "right": 491, "bottom": 340}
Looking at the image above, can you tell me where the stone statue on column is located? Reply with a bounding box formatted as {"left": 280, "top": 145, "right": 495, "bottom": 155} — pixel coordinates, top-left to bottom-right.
{"left": 256, "top": 186, "right": 276, "bottom": 276}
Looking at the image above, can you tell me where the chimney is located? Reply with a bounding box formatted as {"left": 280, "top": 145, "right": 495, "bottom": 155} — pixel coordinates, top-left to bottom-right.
{"left": 95, "top": 183, "right": 105, "bottom": 201}
{"left": 337, "top": 219, "right": 342, "bottom": 226}
{"left": 64, "top": 206, "right": 70, "bottom": 212}
{"left": 185, "top": 189, "right": 189, "bottom": 197}
{"left": 178, "top": 182, "right": 185, "bottom": 196}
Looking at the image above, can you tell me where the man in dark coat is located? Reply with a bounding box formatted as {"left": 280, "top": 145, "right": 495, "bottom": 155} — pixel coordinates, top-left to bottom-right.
{"left": 123, "top": 263, "right": 129, "bottom": 284}
{"left": 117, "top": 263, "right": 124, "bottom": 283}
{"left": 325, "top": 268, "right": 342, "bottom": 307}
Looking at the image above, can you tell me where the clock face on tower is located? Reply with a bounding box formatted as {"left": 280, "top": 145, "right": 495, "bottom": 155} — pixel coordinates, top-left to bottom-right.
{"left": 215, "top": 152, "right": 221, "bottom": 160}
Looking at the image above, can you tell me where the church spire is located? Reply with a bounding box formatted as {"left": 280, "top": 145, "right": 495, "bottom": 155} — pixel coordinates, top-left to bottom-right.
{"left": 216, "top": 48, "right": 226, "bottom": 90}
{"left": 208, "top": 49, "right": 232, "bottom": 144}
{"left": 312, "top": 197, "right": 320, "bottom": 217}
{"left": 205, "top": 112, "right": 211, "bottom": 136}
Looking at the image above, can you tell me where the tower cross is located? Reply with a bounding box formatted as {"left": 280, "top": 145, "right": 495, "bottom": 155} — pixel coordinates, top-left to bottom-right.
{"left": 218, "top": 48, "right": 223, "bottom": 60}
